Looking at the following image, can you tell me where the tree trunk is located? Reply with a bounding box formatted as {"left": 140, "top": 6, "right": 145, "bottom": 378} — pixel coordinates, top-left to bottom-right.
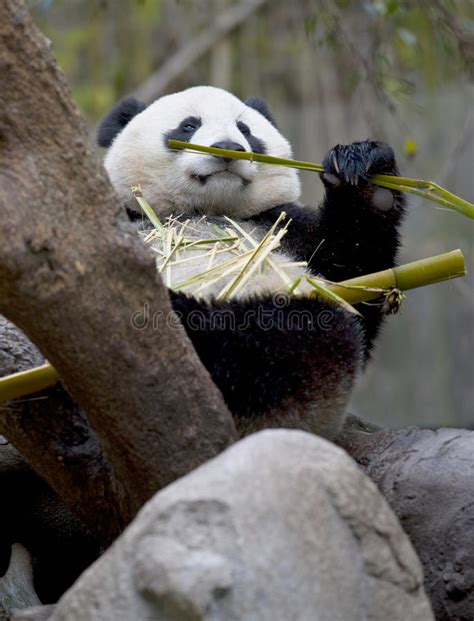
{"left": 0, "top": 0, "right": 237, "bottom": 541}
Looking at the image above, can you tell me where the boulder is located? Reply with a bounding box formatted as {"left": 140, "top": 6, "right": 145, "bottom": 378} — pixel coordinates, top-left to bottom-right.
{"left": 49, "top": 429, "right": 433, "bottom": 621}
{"left": 11, "top": 605, "right": 55, "bottom": 621}
{"left": 0, "top": 544, "right": 40, "bottom": 620}
{"left": 338, "top": 417, "right": 474, "bottom": 621}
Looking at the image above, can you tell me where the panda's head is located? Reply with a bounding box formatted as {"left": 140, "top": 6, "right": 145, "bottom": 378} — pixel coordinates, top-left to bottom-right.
{"left": 98, "top": 86, "right": 301, "bottom": 218}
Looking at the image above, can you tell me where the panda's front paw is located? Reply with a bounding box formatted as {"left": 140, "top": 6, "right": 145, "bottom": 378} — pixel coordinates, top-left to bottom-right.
{"left": 321, "top": 140, "right": 399, "bottom": 212}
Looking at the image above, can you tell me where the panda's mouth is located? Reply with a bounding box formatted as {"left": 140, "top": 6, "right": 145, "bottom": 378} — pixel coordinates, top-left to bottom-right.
{"left": 191, "top": 170, "right": 251, "bottom": 187}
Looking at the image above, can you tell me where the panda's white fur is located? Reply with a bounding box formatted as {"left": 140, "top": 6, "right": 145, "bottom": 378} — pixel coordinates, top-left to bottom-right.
{"left": 105, "top": 86, "right": 311, "bottom": 300}
{"left": 104, "top": 86, "right": 301, "bottom": 218}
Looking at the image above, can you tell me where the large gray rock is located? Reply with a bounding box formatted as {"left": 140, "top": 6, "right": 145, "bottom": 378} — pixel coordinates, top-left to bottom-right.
{"left": 49, "top": 430, "right": 433, "bottom": 621}
{"left": 338, "top": 418, "right": 474, "bottom": 621}
{"left": 11, "top": 606, "right": 55, "bottom": 621}
{"left": 0, "top": 545, "right": 40, "bottom": 620}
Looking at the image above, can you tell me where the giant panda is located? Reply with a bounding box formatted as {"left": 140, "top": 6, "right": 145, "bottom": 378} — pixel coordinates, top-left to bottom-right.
{"left": 0, "top": 86, "right": 407, "bottom": 609}
{"left": 97, "top": 86, "right": 406, "bottom": 440}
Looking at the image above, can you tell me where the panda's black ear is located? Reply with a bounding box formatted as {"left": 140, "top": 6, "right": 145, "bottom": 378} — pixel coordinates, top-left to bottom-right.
{"left": 245, "top": 96, "right": 278, "bottom": 128}
{"left": 97, "top": 96, "right": 147, "bottom": 148}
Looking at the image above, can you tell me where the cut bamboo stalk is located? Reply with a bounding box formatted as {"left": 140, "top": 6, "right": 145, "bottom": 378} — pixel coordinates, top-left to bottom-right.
{"left": 0, "top": 363, "right": 60, "bottom": 402}
{"left": 326, "top": 249, "right": 466, "bottom": 304}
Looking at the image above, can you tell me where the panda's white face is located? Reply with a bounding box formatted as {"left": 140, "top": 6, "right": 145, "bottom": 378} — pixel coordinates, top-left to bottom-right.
{"left": 104, "top": 86, "right": 301, "bottom": 218}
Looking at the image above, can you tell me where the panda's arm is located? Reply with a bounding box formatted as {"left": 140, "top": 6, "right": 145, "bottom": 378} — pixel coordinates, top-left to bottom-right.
{"left": 169, "top": 290, "right": 363, "bottom": 439}
{"left": 250, "top": 140, "right": 406, "bottom": 355}
{"left": 254, "top": 140, "right": 405, "bottom": 279}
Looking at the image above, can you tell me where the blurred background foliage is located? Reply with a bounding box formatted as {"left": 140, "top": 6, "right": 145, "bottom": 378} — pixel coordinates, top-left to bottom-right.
{"left": 27, "top": 0, "right": 473, "bottom": 429}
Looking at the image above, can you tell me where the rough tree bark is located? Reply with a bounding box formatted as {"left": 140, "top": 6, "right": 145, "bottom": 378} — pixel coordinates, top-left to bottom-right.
{"left": 0, "top": 0, "right": 237, "bottom": 541}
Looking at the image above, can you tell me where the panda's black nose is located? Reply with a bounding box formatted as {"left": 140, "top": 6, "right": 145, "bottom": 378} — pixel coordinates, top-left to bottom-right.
{"left": 211, "top": 141, "right": 246, "bottom": 163}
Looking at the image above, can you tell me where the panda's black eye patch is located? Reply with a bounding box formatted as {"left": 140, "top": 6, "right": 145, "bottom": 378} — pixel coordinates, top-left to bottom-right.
{"left": 236, "top": 121, "right": 266, "bottom": 155}
{"left": 180, "top": 117, "right": 201, "bottom": 132}
{"left": 164, "top": 116, "right": 202, "bottom": 150}
{"left": 237, "top": 121, "right": 251, "bottom": 136}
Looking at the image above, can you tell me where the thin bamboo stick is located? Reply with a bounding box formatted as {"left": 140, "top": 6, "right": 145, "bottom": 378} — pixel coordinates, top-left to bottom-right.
{"left": 132, "top": 186, "right": 164, "bottom": 230}
{"left": 169, "top": 140, "right": 474, "bottom": 219}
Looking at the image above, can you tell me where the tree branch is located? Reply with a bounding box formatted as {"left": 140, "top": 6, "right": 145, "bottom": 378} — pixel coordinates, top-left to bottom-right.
{"left": 0, "top": 0, "right": 237, "bottom": 533}
{"left": 133, "top": 0, "right": 267, "bottom": 103}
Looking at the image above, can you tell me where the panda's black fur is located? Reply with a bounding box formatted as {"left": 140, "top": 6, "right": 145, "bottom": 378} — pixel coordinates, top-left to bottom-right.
{"left": 98, "top": 89, "right": 406, "bottom": 439}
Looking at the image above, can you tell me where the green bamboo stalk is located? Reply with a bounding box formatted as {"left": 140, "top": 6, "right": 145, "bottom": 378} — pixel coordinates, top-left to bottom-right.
{"left": 0, "top": 363, "right": 60, "bottom": 402}
{"left": 0, "top": 250, "right": 465, "bottom": 403}
{"left": 169, "top": 139, "right": 474, "bottom": 219}
{"left": 371, "top": 176, "right": 474, "bottom": 217}
{"left": 168, "top": 139, "right": 324, "bottom": 173}
{"left": 132, "top": 186, "right": 164, "bottom": 230}
{"left": 374, "top": 174, "right": 474, "bottom": 216}
{"left": 370, "top": 179, "right": 460, "bottom": 211}
{"left": 326, "top": 249, "right": 466, "bottom": 304}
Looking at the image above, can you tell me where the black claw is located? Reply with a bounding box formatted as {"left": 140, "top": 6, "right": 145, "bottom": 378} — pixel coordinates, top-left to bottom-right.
{"left": 322, "top": 140, "right": 398, "bottom": 190}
